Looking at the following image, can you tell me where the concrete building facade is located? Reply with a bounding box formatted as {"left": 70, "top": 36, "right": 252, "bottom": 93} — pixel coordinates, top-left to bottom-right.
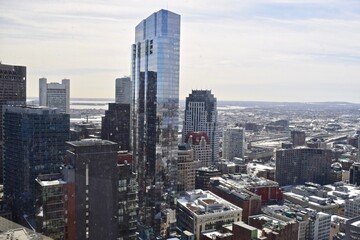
{"left": 176, "top": 190, "right": 242, "bottom": 240}
{"left": 63, "top": 139, "right": 119, "bottom": 240}
{"left": 39, "top": 78, "right": 70, "bottom": 114}
{"left": 275, "top": 148, "right": 332, "bottom": 186}
{"left": 177, "top": 144, "right": 196, "bottom": 192}
{"left": 115, "top": 77, "right": 131, "bottom": 104}
{"left": 222, "top": 127, "right": 245, "bottom": 160}
{"left": 185, "top": 132, "right": 212, "bottom": 168}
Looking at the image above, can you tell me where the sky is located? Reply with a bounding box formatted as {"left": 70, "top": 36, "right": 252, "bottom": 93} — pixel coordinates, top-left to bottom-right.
{"left": 1, "top": 0, "right": 360, "bottom": 102}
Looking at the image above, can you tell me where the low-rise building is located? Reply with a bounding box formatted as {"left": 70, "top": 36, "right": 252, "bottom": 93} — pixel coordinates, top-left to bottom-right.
{"left": 248, "top": 214, "right": 299, "bottom": 240}
{"left": 209, "top": 177, "right": 261, "bottom": 223}
{"left": 177, "top": 189, "right": 242, "bottom": 239}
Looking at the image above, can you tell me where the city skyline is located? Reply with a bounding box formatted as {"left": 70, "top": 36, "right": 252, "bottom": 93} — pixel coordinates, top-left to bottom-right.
{"left": 1, "top": 0, "right": 360, "bottom": 102}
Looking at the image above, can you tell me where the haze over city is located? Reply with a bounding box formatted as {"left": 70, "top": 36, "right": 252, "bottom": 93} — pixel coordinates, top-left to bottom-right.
{"left": 1, "top": 0, "right": 360, "bottom": 102}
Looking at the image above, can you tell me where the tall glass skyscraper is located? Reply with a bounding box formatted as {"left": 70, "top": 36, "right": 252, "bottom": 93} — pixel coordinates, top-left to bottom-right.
{"left": 131, "top": 9, "right": 180, "bottom": 226}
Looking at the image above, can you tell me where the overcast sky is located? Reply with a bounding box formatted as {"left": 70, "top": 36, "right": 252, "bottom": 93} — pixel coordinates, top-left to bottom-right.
{"left": 1, "top": 0, "right": 360, "bottom": 102}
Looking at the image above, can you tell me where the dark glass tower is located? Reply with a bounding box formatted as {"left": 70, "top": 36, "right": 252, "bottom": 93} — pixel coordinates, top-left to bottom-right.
{"left": 3, "top": 106, "right": 69, "bottom": 218}
{"left": 183, "top": 90, "right": 219, "bottom": 163}
{"left": 132, "top": 9, "right": 180, "bottom": 226}
{"left": 0, "top": 63, "right": 26, "bottom": 183}
{"left": 101, "top": 103, "right": 131, "bottom": 151}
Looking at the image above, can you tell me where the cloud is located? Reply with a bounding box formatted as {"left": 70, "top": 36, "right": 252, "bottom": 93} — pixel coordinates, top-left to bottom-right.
{"left": 1, "top": 0, "right": 360, "bottom": 102}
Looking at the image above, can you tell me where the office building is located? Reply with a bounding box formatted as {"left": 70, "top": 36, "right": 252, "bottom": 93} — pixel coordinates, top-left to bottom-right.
{"left": 177, "top": 144, "right": 196, "bottom": 192}
{"left": 208, "top": 177, "right": 262, "bottom": 223}
{"left": 211, "top": 174, "right": 283, "bottom": 205}
{"left": 63, "top": 139, "right": 119, "bottom": 240}
{"left": 248, "top": 214, "right": 299, "bottom": 240}
{"left": 346, "top": 216, "right": 360, "bottom": 240}
{"left": 176, "top": 189, "right": 242, "bottom": 240}
{"left": 101, "top": 103, "right": 131, "bottom": 151}
{"left": 310, "top": 212, "right": 331, "bottom": 240}
{"left": 345, "top": 197, "right": 360, "bottom": 218}
{"left": 35, "top": 174, "right": 66, "bottom": 240}
{"left": 131, "top": 9, "right": 180, "bottom": 229}
{"left": 0, "top": 63, "right": 26, "bottom": 183}
{"left": 222, "top": 127, "right": 245, "bottom": 160}
{"left": 3, "top": 106, "right": 69, "bottom": 218}
{"left": 291, "top": 130, "right": 306, "bottom": 147}
{"left": 349, "top": 162, "right": 360, "bottom": 186}
{"left": 275, "top": 148, "right": 332, "bottom": 186}
{"left": 115, "top": 77, "right": 131, "bottom": 104}
{"left": 39, "top": 78, "right": 70, "bottom": 114}
{"left": 195, "top": 167, "right": 221, "bottom": 190}
{"left": 183, "top": 90, "right": 219, "bottom": 163}
{"left": 118, "top": 163, "right": 138, "bottom": 240}
{"left": 184, "top": 132, "right": 212, "bottom": 168}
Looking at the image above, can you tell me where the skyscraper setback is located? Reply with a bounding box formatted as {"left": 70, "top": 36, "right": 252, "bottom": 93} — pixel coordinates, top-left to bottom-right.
{"left": 183, "top": 90, "right": 219, "bottom": 163}
{"left": 132, "top": 9, "right": 180, "bottom": 228}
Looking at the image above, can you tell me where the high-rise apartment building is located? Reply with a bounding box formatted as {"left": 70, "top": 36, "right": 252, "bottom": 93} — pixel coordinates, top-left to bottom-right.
{"left": 3, "top": 106, "right": 69, "bottom": 218}
{"left": 39, "top": 78, "right": 70, "bottom": 114}
{"left": 185, "top": 132, "right": 212, "bottom": 167}
{"left": 115, "top": 77, "right": 131, "bottom": 104}
{"left": 275, "top": 148, "right": 332, "bottom": 186}
{"left": 223, "top": 127, "right": 245, "bottom": 160}
{"left": 132, "top": 9, "right": 180, "bottom": 227}
{"left": 177, "top": 144, "right": 196, "bottom": 192}
{"left": 183, "top": 90, "right": 219, "bottom": 163}
{"left": 101, "top": 103, "right": 131, "bottom": 151}
{"left": 63, "top": 139, "right": 119, "bottom": 240}
{"left": 0, "top": 63, "right": 26, "bottom": 183}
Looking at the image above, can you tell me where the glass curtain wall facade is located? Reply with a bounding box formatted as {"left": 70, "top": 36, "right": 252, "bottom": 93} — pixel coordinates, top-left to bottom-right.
{"left": 132, "top": 10, "right": 180, "bottom": 189}
{"left": 132, "top": 9, "right": 180, "bottom": 225}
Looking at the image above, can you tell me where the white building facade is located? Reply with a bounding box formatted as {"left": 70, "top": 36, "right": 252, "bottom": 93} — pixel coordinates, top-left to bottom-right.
{"left": 39, "top": 78, "right": 70, "bottom": 114}
{"left": 177, "top": 189, "right": 242, "bottom": 239}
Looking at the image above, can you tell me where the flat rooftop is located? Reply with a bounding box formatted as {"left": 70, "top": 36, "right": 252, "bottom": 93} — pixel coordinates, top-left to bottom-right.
{"left": 67, "top": 139, "right": 117, "bottom": 147}
{"left": 177, "top": 189, "right": 241, "bottom": 216}
{"left": 36, "top": 178, "right": 66, "bottom": 187}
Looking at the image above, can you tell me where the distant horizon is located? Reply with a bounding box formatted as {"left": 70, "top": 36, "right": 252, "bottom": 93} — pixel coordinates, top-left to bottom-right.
{"left": 26, "top": 96, "right": 360, "bottom": 105}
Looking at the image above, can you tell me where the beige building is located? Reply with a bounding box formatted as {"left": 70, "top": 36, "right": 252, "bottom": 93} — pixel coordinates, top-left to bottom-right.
{"left": 185, "top": 132, "right": 212, "bottom": 168}
{"left": 177, "top": 144, "right": 196, "bottom": 192}
{"left": 177, "top": 189, "right": 242, "bottom": 239}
